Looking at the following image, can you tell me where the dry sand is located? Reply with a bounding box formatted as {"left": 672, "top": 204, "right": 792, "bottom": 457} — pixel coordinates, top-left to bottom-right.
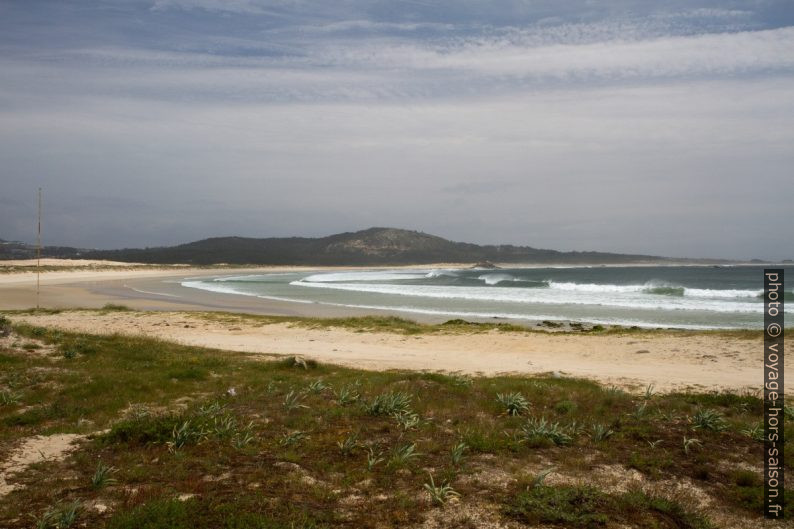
{"left": 0, "top": 434, "right": 85, "bottom": 497}
{"left": 0, "top": 258, "right": 147, "bottom": 267}
{"left": 7, "top": 310, "right": 775, "bottom": 393}
{"left": 0, "top": 263, "right": 780, "bottom": 393}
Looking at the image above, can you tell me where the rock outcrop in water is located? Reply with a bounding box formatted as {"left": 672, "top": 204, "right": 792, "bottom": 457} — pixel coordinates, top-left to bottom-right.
{"left": 471, "top": 261, "right": 500, "bottom": 269}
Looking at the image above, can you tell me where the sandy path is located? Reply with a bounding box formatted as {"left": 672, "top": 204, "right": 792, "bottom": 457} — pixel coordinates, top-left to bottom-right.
{"left": 8, "top": 311, "right": 775, "bottom": 393}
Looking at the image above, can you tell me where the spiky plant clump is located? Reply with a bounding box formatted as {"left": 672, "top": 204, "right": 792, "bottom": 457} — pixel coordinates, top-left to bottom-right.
{"left": 365, "top": 391, "right": 412, "bottom": 416}
{"left": 392, "top": 410, "right": 422, "bottom": 430}
{"left": 337, "top": 434, "right": 359, "bottom": 456}
{"left": 590, "top": 423, "right": 614, "bottom": 442}
{"left": 34, "top": 500, "right": 82, "bottom": 529}
{"left": 91, "top": 461, "right": 117, "bottom": 489}
{"left": 682, "top": 436, "right": 702, "bottom": 455}
{"left": 283, "top": 390, "right": 309, "bottom": 412}
{"left": 521, "top": 417, "right": 573, "bottom": 446}
{"left": 197, "top": 400, "right": 224, "bottom": 417}
{"left": 367, "top": 447, "right": 384, "bottom": 471}
{"left": 603, "top": 385, "right": 628, "bottom": 400}
{"left": 424, "top": 474, "right": 460, "bottom": 505}
{"left": 166, "top": 420, "right": 206, "bottom": 453}
{"left": 335, "top": 385, "right": 360, "bottom": 406}
{"left": 389, "top": 443, "right": 421, "bottom": 467}
{"left": 279, "top": 430, "right": 309, "bottom": 447}
{"left": 690, "top": 408, "right": 727, "bottom": 432}
{"left": 212, "top": 414, "right": 237, "bottom": 438}
{"left": 450, "top": 442, "right": 468, "bottom": 466}
{"left": 232, "top": 421, "right": 256, "bottom": 449}
{"left": 656, "top": 409, "right": 678, "bottom": 422}
{"left": 496, "top": 392, "right": 530, "bottom": 416}
{"left": 0, "top": 390, "right": 21, "bottom": 406}
{"left": 631, "top": 402, "right": 649, "bottom": 420}
{"left": 306, "top": 379, "right": 329, "bottom": 394}
{"left": 529, "top": 467, "right": 556, "bottom": 489}
{"left": 567, "top": 420, "right": 586, "bottom": 436}
{"left": 740, "top": 423, "right": 764, "bottom": 442}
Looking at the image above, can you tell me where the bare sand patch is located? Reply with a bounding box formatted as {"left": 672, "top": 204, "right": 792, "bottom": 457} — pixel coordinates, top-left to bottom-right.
{"left": 0, "top": 434, "right": 85, "bottom": 497}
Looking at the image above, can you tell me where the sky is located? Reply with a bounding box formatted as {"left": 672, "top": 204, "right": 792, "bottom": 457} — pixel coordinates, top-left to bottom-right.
{"left": 1, "top": 1, "right": 793, "bottom": 260}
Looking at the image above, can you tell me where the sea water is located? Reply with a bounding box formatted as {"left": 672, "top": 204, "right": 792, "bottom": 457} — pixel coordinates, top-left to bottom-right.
{"left": 181, "top": 265, "right": 792, "bottom": 330}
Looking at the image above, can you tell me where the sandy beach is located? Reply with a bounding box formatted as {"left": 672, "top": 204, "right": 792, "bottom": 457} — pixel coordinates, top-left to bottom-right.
{"left": 0, "top": 262, "right": 456, "bottom": 317}
{"left": 1, "top": 261, "right": 781, "bottom": 393}
{"left": 5, "top": 309, "right": 770, "bottom": 393}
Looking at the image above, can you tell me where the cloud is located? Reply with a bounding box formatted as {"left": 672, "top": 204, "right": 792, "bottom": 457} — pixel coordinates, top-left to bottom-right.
{"left": 2, "top": 23, "right": 792, "bottom": 109}
{"left": 0, "top": 0, "right": 793, "bottom": 259}
{"left": 150, "top": 0, "right": 274, "bottom": 14}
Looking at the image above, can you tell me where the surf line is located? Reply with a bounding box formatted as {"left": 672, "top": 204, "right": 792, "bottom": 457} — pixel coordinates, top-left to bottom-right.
{"left": 124, "top": 285, "right": 182, "bottom": 298}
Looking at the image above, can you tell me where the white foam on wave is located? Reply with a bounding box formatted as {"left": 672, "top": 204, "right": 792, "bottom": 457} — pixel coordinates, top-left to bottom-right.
{"left": 425, "top": 269, "right": 459, "bottom": 278}
{"left": 181, "top": 280, "right": 255, "bottom": 296}
{"left": 180, "top": 279, "right": 739, "bottom": 329}
{"left": 214, "top": 273, "right": 296, "bottom": 282}
{"left": 290, "top": 280, "right": 762, "bottom": 313}
{"left": 124, "top": 285, "right": 181, "bottom": 298}
{"left": 547, "top": 281, "right": 761, "bottom": 299}
{"left": 478, "top": 273, "right": 516, "bottom": 285}
{"left": 302, "top": 271, "right": 428, "bottom": 283}
{"left": 683, "top": 288, "right": 762, "bottom": 298}
{"left": 547, "top": 281, "right": 644, "bottom": 293}
{"left": 181, "top": 280, "right": 314, "bottom": 304}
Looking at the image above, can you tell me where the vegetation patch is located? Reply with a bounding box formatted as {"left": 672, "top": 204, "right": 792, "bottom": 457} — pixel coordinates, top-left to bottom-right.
{"left": 0, "top": 320, "right": 785, "bottom": 529}
{"left": 505, "top": 485, "right": 714, "bottom": 528}
{"left": 105, "top": 497, "right": 309, "bottom": 529}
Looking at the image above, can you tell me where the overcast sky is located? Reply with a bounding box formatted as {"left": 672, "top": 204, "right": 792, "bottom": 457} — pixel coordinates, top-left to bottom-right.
{"left": 1, "top": 1, "right": 793, "bottom": 259}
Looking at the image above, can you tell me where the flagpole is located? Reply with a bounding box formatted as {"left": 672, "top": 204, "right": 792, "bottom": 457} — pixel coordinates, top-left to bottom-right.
{"left": 37, "top": 187, "right": 41, "bottom": 310}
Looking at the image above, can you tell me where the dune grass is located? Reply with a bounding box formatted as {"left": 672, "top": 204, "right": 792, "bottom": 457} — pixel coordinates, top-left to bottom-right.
{"left": 0, "top": 322, "right": 789, "bottom": 528}
{"left": 4, "top": 307, "right": 776, "bottom": 339}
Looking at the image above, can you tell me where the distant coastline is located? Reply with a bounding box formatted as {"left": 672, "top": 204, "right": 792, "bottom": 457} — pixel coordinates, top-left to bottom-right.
{"left": 6, "top": 227, "right": 782, "bottom": 267}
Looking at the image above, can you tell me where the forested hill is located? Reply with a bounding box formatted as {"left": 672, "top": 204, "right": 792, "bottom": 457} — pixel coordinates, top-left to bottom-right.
{"left": 65, "top": 227, "right": 675, "bottom": 265}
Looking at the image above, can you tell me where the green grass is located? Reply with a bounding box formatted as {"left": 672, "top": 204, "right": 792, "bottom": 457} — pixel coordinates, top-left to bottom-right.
{"left": 4, "top": 307, "right": 781, "bottom": 341}
{"left": 105, "top": 497, "right": 312, "bottom": 529}
{"left": 0, "top": 321, "right": 786, "bottom": 529}
{"left": 505, "top": 485, "right": 714, "bottom": 528}
{"left": 102, "top": 414, "right": 185, "bottom": 445}
{"left": 100, "top": 303, "right": 133, "bottom": 312}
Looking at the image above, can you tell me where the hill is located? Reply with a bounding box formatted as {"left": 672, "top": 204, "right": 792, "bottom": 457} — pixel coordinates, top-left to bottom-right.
{"left": 4, "top": 227, "right": 718, "bottom": 265}
{"left": 0, "top": 239, "right": 84, "bottom": 260}
{"left": 74, "top": 227, "right": 665, "bottom": 265}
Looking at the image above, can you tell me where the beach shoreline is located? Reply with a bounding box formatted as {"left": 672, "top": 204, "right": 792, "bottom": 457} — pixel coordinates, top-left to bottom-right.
{"left": 3, "top": 307, "right": 783, "bottom": 393}
{"left": 1, "top": 261, "right": 784, "bottom": 393}
{"left": 0, "top": 262, "right": 471, "bottom": 318}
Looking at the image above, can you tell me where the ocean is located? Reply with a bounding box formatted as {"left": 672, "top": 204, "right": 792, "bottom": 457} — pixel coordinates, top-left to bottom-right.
{"left": 181, "top": 265, "right": 792, "bottom": 330}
